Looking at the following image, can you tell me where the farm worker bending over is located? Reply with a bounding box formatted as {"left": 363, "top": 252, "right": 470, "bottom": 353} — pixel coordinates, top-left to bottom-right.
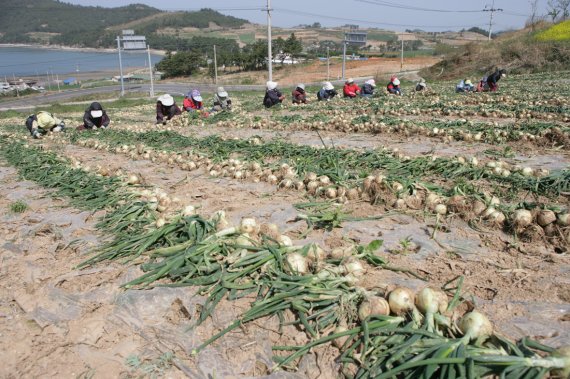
{"left": 25, "top": 111, "right": 65, "bottom": 139}
{"left": 343, "top": 78, "right": 360, "bottom": 98}
{"left": 79, "top": 102, "right": 110, "bottom": 130}
{"left": 317, "top": 82, "right": 338, "bottom": 101}
{"left": 184, "top": 90, "right": 204, "bottom": 112}
{"left": 456, "top": 79, "right": 474, "bottom": 93}
{"left": 156, "top": 94, "right": 182, "bottom": 125}
{"left": 292, "top": 83, "right": 307, "bottom": 104}
{"left": 361, "top": 79, "right": 376, "bottom": 98}
{"left": 387, "top": 77, "right": 402, "bottom": 95}
{"left": 211, "top": 87, "right": 232, "bottom": 112}
{"left": 263, "top": 81, "right": 285, "bottom": 108}
{"left": 415, "top": 78, "right": 427, "bottom": 92}
{"left": 486, "top": 68, "right": 506, "bottom": 92}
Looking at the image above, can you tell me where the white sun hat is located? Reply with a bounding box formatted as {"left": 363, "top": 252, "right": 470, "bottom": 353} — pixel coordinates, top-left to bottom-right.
{"left": 266, "top": 81, "right": 278, "bottom": 90}
{"left": 347, "top": 78, "right": 354, "bottom": 83}
{"left": 158, "top": 94, "right": 174, "bottom": 106}
{"left": 393, "top": 79, "right": 400, "bottom": 86}
{"left": 366, "top": 79, "right": 376, "bottom": 87}
{"left": 90, "top": 110, "right": 103, "bottom": 118}
{"left": 297, "top": 83, "right": 305, "bottom": 90}
{"left": 217, "top": 87, "right": 228, "bottom": 97}
{"left": 324, "top": 82, "right": 334, "bottom": 90}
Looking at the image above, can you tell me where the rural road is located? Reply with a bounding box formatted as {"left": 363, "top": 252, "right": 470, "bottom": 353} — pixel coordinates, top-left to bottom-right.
{"left": 0, "top": 83, "right": 264, "bottom": 111}
{"left": 0, "top": 77, "right": 375, "bottom": 111}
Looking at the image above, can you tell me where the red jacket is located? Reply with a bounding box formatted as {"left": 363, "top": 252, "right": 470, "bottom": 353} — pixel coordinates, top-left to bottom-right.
{"left": 183, "top": 97, "right": 203, "bottom": 110}
{"left": 343, "top": 83, "right": 360, "bottom": 97}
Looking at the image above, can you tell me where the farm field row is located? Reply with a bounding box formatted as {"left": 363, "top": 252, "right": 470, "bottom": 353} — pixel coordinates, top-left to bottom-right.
{"left": 0, "top": 71, "right": 568, "bottom": 378}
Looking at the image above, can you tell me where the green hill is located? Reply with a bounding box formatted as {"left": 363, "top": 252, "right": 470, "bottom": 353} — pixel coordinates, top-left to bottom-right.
{"left": 0, "top": 0, "right": 248, "bottom": 47}
{"left": 0, "top": 0, "right": 159, "bottom": 42}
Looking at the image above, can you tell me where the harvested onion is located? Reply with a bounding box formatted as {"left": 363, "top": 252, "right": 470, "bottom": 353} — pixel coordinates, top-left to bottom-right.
{"left": 388, "top": 287, "right": 415, "bottom": 316}
{"left": 240, "top": 218, "right": 259, "bottom": 235}
{"left": 358, "top": 296, "right": 390, "bottom": 321}
{"left": 459, "top": 311, "right": 493, "bottom": 341}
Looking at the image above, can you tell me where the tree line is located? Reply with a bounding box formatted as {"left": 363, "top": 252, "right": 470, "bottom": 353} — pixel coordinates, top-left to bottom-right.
{"left": 157, "top": 33, "right": 304, "bottom": 78}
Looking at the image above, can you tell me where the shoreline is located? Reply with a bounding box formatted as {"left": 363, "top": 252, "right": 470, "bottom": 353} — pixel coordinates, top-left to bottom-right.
{"left": 0, "top": 43, "right": 166, "bottom": 56}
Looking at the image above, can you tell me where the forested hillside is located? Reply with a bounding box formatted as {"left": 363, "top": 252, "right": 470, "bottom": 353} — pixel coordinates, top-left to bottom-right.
{"left": 0, "top": 0, "right": 248, "bottom": 47}
{"left": 0, "top": 0, "right": 159, "bottom": 43}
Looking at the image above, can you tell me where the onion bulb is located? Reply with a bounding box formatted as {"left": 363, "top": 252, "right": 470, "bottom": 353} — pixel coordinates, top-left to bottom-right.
{"left": 358, "top": 296, "right": 390, "bottom": 321}
{"left": 235, "top": 233, "right": 255, "bottom": 248}
{"left": 537, "top": 209, "right": 556, "bottom": 227}
{"left": 330, "top": 246, "right": 354, "bottom": 260}
{"left": 286, "top": 252, "right": 308, "bottom": 275}
{"left": 278, "top": 235, "right": 293, "bottom": 247}
{"left": 259, "top": 223, "right": 280, "bottom": 240}
{"left": 212, "top": 210, "right": 229, "bottom": 230}
{"left": 521, "top": 167, "right": 534, "bottom": 177}
{"left": 416, "top": 287, "right": 448, "bottom": 315}
{"left": 459, "top": 311, "right": 493, "bottom": 342}
{"left": 388, "top": 287, "right": 415, "bottom": 316}
{"left": 557, "top": 213, "right": 569, "bottom": 226}
{"left": 434, "top": 204, "right": 447, "bottom": 215}
{"left": 512, "top": 209, "right": 533, "bottom": 229}
{"left": 155, "top": 217, "right": 166, "bottom": 228}
{"left": 240, "top": 218, "right": 259, "bottom": 235}
{"left": 306, "top": 243, "right": 326, "bottom": 264}
{"left": 342, "top": 257, "right": 366, "bottom": 277}
{"left": 182, "top": 205, "right": 196, "bottom": 216}
{"left": 127, "top": 174, "right": 140, "bottom": 185}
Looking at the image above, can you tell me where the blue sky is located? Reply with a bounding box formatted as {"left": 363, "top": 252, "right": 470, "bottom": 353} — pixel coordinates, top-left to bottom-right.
{"left": 66, "top": 0, "right": 549, "bottom": 31}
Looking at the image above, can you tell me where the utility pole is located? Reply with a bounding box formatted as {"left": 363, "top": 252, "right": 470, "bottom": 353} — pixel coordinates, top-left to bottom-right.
{"left": 147, "top": 44, "right": 154, "bottom": 97}
{"left": 483, "top": 0, "right": 503, "bottom": 41}
{"left": 213, "top": 44, "right": 218, "bottom": 85}
{"left": 400, "top": 33, "right": 404, "bottom": 70}
{"left": 117, "top": 36, "right": 125, "bottom": 97}
{"left": 13, "top": 73, "right": 19, "bottom": 97}
{"left": 326, "top": 46, "right": 330, "bottom": 81}
{"left": 341, "top": 40, "right": 347, "bottom": 81}
{"left": 46, "top": 71, "right": 51, "bottom": 91}
{"left": 266, "top": 0, "right": 273, "bottom": 82}
{"left": 56, "top": 74, "right": 61, "bottom": 92}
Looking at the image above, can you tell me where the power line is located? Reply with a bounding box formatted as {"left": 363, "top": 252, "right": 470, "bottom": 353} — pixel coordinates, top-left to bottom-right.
{"left": 273, "top": 7, "right": 488, "bottom": 29}
{"left": 355, "top": 0, "right": 528, "bottom": 18}
{"left": 355, "top": 0, "right": 482, "bottom": 13}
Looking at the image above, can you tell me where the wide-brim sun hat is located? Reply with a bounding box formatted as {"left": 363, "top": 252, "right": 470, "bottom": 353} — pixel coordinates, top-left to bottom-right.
{"left": 37, "top": 112, "right": 54, "bottom": 127}
{"left": 324, "top": 82, "right": 334, "bottom": 90}
{"left": 158, "top": 94, "right": 174, "bottom": 106}
{"left": 393, "top": 79, "right": 400, "bottom": 86}
{"left": 267, "top": 81, "right": 278, "bottom": 90}
{"left": 297, "top": 83, "right": 305, "bottom": 90}
{"left": 347, "top": 78, "right": 354, "bottom": 84}
{"left": 90, "top": 110, "right": 103, "bottom": 118}
{"left": 366, "top": 79, "right": 376, "bottom": 87}
{"left": 217, "top": 87, "right": 228, "bottom": 97}
{"left": 419, "top": 82, "right": 426, "bottom": 88}
{"left": 465, "top": 80, "right": 472, "bottom": 86}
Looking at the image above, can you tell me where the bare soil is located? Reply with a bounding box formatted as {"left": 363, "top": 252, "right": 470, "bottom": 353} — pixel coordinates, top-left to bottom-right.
{"left": 1, "top": 129, "right": 568, "bottom": 377}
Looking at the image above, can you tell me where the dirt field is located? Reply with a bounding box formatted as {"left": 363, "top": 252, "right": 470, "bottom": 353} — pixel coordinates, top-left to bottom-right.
{"left": 215, "top": 56, "right": 440, "bottom": 86}
{"left": 0, "top": 71, "right": 569, "bottom": 378}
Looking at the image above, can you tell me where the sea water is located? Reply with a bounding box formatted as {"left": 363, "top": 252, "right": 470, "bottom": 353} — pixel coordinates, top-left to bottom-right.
{"left": 0, "top": 46, "right": 162, "bottom": 78}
